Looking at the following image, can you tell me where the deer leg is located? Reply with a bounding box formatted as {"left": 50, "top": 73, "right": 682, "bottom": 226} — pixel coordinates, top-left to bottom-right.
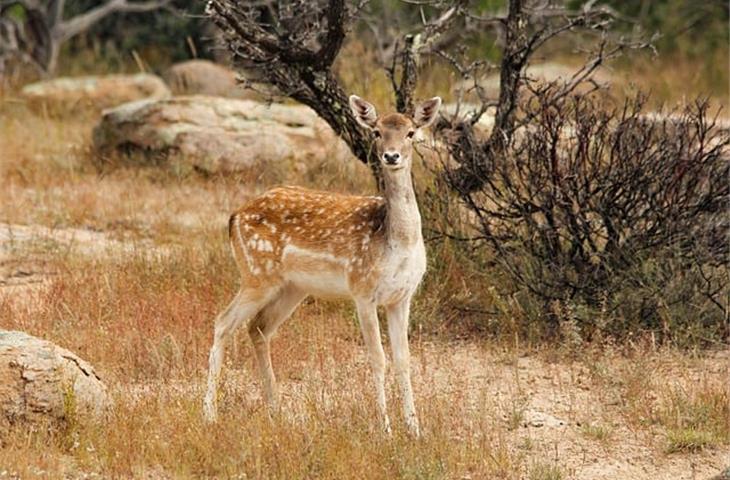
{"left": 203, "top": 288, "right": 273, "bottom": 422}
{"left": 386, "top": 297, "right": 419, "bottom": 437}
{"left": 248, "top": 285, "right": 306, "bottom": 409}
{"left": 355, "top": 299, "right": 391, "bottom": 433}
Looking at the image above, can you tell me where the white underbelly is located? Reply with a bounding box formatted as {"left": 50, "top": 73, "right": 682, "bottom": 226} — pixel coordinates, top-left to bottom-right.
{"left": 281, "top": 244, "right": 351, "bottom": 299}
{"left": 285, "top": 269, "right": 350, "bottom": 299}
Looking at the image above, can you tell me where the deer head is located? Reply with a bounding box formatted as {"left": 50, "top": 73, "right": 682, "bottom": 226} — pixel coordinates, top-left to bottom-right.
{"left": 349, "top": 95, "right": 442, "bottom": 171}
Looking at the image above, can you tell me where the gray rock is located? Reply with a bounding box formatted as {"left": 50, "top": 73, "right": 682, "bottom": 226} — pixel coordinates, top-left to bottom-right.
{"left": 92, "top": 95, "right": 347, "bottom": 173}
{"left": 162, "top": 60, "right": 249, "bottom": 98}
{"left": 522, "top": 409, "right": 567, "bottom": 428}
{"left": 452, "top": 62, "right": 612, "bottom": 100}
{"left": 21, "top": 73, "right": 170, "bottom": 112}
{"left": 0, "top": 330, "right": 110, "bottom": 425}
{"left": 441, "top": 102, "right": 496, "bottom": 134}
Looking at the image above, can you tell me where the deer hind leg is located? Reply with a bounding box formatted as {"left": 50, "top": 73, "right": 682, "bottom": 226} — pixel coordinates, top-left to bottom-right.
{"left": 248, "top": 285, "right": 307, "bottom": 409}
{"left": 355, "top": 298, "right": 391, "bottom": 433}
{"left": 386, "top": 297, "right": 419, "bottom": 437}
{"left": 203, "top": 287, "right": 274, "bottom": 422}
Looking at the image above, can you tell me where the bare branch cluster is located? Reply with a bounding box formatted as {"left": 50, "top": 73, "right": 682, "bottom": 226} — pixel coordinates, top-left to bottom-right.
{"left": 385, "top": 1, "right": 463, "bottom": 114}
{"left": 438, "top": 0, "right": 654, "bottom": 192}
{"left": 441, "top": 90, "right": 729, "bottom": 338}
{"left": 0, "top": 0, "right": 170, "bottom": 75}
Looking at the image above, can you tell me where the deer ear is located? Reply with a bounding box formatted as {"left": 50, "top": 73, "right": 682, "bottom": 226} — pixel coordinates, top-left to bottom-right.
{"left": 413, "top": 97, "right": 442, "bottom": 129}
{"left": 349, "top": 95, "right": 378, "bottom": 130}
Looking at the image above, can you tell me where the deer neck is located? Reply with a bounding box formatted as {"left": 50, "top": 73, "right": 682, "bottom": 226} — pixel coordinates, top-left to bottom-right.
{"left": 383, "top": 167, "right": 422, "bottom": 248}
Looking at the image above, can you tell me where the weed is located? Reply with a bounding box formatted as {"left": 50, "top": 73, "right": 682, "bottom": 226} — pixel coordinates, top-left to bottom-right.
{"left": 528, "top": 461, "right": 564, "bottom": 480}
{"left": 580, "top": 423, "right": 613, "bottom": 443}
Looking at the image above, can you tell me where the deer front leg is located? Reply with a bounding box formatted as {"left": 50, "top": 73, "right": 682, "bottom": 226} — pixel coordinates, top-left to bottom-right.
{"left": 386, "top": 297, "right": 419, "bottom": 437}
{"left": 355, "top": 299, "right": 391, "bottom": 433}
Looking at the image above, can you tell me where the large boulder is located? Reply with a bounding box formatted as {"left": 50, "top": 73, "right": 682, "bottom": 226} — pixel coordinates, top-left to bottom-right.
{"left": 162, "top": 59, "right": 251, "bottom": 98}
{"left": 21, "top": 73, "right": 170, "bottom": 112}
{"left": 0, "top": 330, "right": 110, "bottom": 426}
{"left": 92, "top": 95, "right": 348, "bottom": 173}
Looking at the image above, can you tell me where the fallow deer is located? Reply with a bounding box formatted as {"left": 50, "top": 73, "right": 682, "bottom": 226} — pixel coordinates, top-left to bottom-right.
{"left": 203, "top": 95, "right": 442, "bottom": 436}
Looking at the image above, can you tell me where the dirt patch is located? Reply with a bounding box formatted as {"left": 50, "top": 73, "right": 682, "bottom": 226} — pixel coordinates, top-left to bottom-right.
{"left": 451, "top": 345, "right": 728, "bottom": 480}
{"left": 0, "top": 222, "right": 140, "bottom": 256}
{"left": 0, "top": 222, "right": 165, "bottom": 297}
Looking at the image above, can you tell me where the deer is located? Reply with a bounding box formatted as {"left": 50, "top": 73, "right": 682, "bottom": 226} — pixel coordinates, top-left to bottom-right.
{"left": 202, "top": 94, "right": 442, "bottom": 436}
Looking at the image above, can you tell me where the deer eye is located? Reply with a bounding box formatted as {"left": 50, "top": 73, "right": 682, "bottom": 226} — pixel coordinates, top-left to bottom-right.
{"left": 373, "top": 130, "right": 382, "bottom": 139}
{"left": 406, "top": 130, "right": 415, "bottom": 139}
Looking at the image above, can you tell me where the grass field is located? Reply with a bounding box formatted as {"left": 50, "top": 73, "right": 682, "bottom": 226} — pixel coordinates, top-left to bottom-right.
{"left": 0, "top": 64, "right": 729, "bottom": 479}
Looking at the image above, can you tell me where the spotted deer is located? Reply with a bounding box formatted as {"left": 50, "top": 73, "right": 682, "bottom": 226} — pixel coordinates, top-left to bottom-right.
{"left": 203, "top": 95, "right": 442, "bottom": 436}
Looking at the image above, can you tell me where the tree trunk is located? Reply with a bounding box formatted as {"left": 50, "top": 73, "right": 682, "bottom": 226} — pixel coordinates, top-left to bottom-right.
{"left": 291, "top": 67, "right": 383, "bottom": 189}
{"left": 448, "top": 0, "right": 529, "bottom": 193}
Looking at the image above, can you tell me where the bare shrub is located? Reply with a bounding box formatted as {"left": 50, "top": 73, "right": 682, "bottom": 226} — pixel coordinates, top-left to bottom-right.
{"left": 441, "top": 89, "right": 730, "bottom": 343}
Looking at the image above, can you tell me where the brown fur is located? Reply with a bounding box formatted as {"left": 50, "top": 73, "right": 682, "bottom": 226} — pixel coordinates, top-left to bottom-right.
{"left": 378, "top": 114, "right": 413, "bottom": 129}
{"left": 229, "top": 186, "right": 387, "bottom": 290}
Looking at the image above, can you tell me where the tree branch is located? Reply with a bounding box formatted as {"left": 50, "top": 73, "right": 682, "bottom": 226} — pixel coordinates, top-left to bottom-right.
{"left": 58, "top": 0, "right": 169, "bottom": 42}
{"left": 316, "top": 0, "right": 346, "bottom": 67}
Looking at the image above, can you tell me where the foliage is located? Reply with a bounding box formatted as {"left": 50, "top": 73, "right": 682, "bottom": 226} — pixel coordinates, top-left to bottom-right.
{"left": 1, "top": 0, "right": 175, "bottom": 77}
{"left": 658, "top": 382, "right": 730, "bottom": 453}
{"left": 63, "top": 0, "right": 213, "bottom": 69}
{"left": 569, "top": 0, "right": 729, "bottom": 56}
{"left": 568, "top": 0, "right": 729, "bottom": 93}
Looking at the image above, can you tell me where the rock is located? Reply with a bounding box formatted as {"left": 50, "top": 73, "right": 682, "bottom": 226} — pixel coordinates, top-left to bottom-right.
{"left": 21, "top": 73, "right": 170, "bottom": 112}
{"left": 525, "top": 62, "right": 611, "bottom": 85}
{"left": 709, "top": 467, "right": 730, "bottom": 480}
{"left": 92, "top": 95, "right": 348, "bottom": 173}
{"left": 452, "top": 62, "right": 612, "bottom": 101}
{"left": 522, "top": 409, "right": 567, "bottom": 428}
{"left": 162, "top": 60, "right": 248, "bottom": 98}
{"left": 0, "top": 330, "right": 110, "bottom": 426}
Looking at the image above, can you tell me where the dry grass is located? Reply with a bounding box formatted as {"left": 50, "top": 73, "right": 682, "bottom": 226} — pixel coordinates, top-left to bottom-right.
{"left": 1, "top": 233, "right": 728, "bottom": 478}
{"left": 1, "top": 65, "right": 729, "bottom": 479}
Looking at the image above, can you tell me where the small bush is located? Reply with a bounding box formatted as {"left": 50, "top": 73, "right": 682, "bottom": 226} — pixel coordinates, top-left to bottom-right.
{"left": 580, "top": 423, "right": 613, "bottom": 443}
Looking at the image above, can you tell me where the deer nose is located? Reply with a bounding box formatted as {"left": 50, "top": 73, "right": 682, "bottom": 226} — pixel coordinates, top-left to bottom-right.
{"left": 383, "top": 152, "right": 401, "bottom": 165}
